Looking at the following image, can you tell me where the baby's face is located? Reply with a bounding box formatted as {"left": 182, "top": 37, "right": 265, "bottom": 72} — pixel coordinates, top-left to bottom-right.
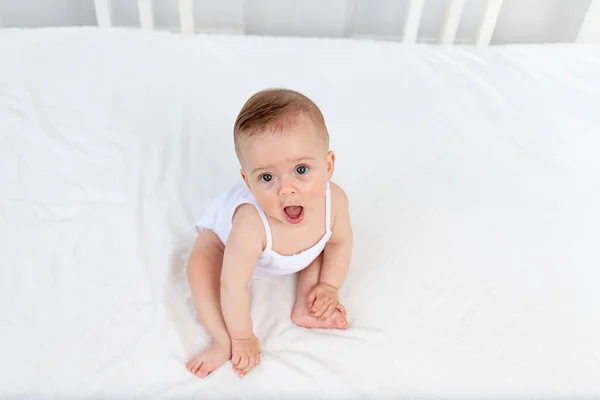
{"left": 239, "top": 115, "right": 334, "bottom": 227}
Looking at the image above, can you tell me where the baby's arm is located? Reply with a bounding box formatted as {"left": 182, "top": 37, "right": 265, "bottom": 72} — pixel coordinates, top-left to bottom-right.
{"left": 220, "top": 204, "right": 264, "bottom": 377}
{"left": 320, "top": 183, "right": 353, "bottom": 288}
{"left": 308, "top": 184, "right": 353, "bottom": 319}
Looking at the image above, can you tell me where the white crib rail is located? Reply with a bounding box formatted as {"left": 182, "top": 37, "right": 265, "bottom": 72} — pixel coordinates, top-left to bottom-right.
{"left": 403, "top": 0, "right": 425, "bottom": 44}
{"left": 137, "top": 0, "right": 154, "bottom": 30}
{"left": 440, "top": 0, "right": 466, "bottom": 45}
{"left": 178, "top": 0, "right": 195, "bottom": 35}
{"left": 577, "top": 0, "right": 600, "bottom": 44}
{"left": 93, "top": 0, "right": 112, "bottom": 28}
{"left": 475, "top": 0, "right": 504, "bottom": 47}
{"left": 85, "top": 0, "right": 597, "bottom": 46}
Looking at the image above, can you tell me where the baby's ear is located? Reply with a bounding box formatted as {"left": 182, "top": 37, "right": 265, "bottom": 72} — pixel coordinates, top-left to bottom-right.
{"left": 326, "top": 151, "right": 335, "bottom": 179}
{"left": 240, "top": 169, "right": 250, "bottom": 188}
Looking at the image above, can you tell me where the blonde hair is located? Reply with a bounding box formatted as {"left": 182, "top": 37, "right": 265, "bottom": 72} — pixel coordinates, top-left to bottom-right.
{"left": 233, "top": 88, "right": 329, "bottom": 157}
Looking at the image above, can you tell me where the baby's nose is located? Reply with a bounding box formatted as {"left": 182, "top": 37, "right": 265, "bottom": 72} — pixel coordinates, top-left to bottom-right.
{"left": 278, "top": 185, "right": 296, "bottom": 196}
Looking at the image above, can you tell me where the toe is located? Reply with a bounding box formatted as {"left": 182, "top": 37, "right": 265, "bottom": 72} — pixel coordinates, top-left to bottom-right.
{"left": 196, "top": 362, "right": 214, "bottom": 378}
{"left": 191, "top": 360, "right": 203, "bottom": 375}
{"left": 333, "top": 314, "right": 347, "bottom": 329}
{"left": 187, "top": 362, "right": 196, "bottom": 373}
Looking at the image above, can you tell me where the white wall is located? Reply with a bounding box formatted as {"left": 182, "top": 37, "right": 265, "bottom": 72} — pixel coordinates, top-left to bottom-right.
{"left": 0, "top": 0, "right": 596, "bottom": 44}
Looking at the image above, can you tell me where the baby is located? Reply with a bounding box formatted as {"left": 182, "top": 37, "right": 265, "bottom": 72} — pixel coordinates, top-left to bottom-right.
{"left": 185, "top": 89, "right": 353, "bottom": 378}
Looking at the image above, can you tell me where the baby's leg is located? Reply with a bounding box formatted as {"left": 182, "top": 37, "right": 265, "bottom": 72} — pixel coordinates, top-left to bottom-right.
{"left": 185, "top": 230, "right": 231, "bottom": 378}
{"left": 291, "top": 254, "right": 347, "bottom": 329}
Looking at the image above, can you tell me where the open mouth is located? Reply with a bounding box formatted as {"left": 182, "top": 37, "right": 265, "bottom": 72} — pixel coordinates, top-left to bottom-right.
{"left": 283, "top": 205, "right": 304, "bottom": 224}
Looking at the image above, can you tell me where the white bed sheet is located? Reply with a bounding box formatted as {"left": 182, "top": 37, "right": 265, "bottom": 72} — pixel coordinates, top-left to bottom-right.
{"left": 1, "top": 27, "right": 599, "bottom": 398}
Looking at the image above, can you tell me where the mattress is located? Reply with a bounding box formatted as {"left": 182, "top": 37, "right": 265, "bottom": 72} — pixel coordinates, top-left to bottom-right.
{"left": 1, "top": 27, "right": 599, "bottom": 398}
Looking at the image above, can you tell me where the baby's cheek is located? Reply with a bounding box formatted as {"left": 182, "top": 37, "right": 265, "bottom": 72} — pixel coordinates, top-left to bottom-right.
{"left": 269, "top": 203, "right": 280, "bottom": 216}
{"left": 308, "top": 181, "right": 326, "bottom": 197}
{"left": 269, "top": 199, "right": 282, "bottom": 214}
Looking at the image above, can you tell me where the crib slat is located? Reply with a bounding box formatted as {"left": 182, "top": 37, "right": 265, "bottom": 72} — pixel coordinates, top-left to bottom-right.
{"left": 440, "top": 0, "right": 466, "bottom": 45}
{"left": 137, "top": 0, "right": 154, "bottom": 30}
{"left": 577, "top": 0, "right": 600, "bottom": 44}
{"left": 94, "top": 0, "right": 113, "bottom": 28}
{"left": 475, "top": 0, "right": 504, "bottom": 46}
{"left": 178, "top": 0, "right": 195, "bottom": 35}
{"left": 403, "top": 0, "right": 425, "bottom": 44}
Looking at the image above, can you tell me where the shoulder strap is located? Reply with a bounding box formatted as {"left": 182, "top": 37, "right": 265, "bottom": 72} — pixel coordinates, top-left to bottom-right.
{"left": 251, "top": 202, "right": 273, "bottom": 251}
{"left": 231, "top": 200, "right": 272, "bottom": 251}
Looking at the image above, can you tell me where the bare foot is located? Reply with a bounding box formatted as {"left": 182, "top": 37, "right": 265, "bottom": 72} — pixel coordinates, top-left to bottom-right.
{"left": 186, "top": 340, "right": 231, "bottom": 378}
{"left": 291, "top": 304, "right": 348, "bottom": 330}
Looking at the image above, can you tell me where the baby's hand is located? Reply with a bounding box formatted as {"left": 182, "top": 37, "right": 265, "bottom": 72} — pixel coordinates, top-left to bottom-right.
{"left": 307, "top": 283, "right": 340, "bottom": 320}
{"left": 231, "top": 334, "right": 261, "bottom": 378}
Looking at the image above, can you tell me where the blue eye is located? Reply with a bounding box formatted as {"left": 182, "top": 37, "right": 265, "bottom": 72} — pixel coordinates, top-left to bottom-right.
{"left": 296, "top": 165, "right": 309, "bottom": 175}
{"left": 260, "top": 174, "right": 273, "bottom": 182}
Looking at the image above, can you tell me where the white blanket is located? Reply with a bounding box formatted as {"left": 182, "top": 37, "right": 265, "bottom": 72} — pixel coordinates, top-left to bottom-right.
{"left": 1, "top": 27, "right": 599, "bottom": 398}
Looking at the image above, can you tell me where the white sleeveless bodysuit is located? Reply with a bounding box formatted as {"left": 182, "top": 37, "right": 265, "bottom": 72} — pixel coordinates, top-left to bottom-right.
{"left": 195, "top": 182, "right": 332, "bottom": 278}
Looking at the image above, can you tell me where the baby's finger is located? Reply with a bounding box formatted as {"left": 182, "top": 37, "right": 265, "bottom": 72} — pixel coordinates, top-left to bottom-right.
{"left": 237, "top": 355, "right": 250, "bottom": 370}
{"left": 306, "top": 288, "right": 317, "bottom": 307}
{"left": 337, "top": 304, "right": 347, "bottom": 318}
{"left": 312, "top": 300, "right": 328, "bottom": 314}
{"left": 232, "top": 354, "right": 242, "bottom": 367}
{"left": 320, "top": 303, "right": 336, "bottom": 320}
{"left": 310, "top": 301, "right": 329, "bottom": 318}
{"left": 239, "top": 356, "right": 258, "bottom": 378}
{"left": 311, "top": 298, "right": 324, "bottom": 312}
{"left": 239, "top": 363, "right": 255, "bottom": 378}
